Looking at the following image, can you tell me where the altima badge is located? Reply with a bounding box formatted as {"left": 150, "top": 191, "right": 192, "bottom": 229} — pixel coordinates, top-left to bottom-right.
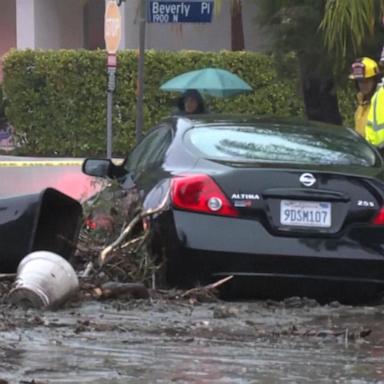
{"left": 300, "top": 173, "right": 316, "bottom": 187}
{"left": 231, "top": 193, "right": 260, "bottom": 200}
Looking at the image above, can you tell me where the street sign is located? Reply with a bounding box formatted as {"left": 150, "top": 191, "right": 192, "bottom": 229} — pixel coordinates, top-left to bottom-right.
{"left": 104, "top": 0, "right": 121, "bottom": 54}
{"left": 147, "top": 0, "right": 214, "bottom": 23}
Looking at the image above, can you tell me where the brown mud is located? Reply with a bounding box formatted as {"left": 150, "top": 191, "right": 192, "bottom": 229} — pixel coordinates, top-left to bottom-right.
{"left": 1, "top": 280, "right": 384, "bottom": 383}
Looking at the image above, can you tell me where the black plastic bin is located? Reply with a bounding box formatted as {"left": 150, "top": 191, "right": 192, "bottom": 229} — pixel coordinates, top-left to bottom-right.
{"left": 0, "top": 188, "right": 83, "bottom": 273}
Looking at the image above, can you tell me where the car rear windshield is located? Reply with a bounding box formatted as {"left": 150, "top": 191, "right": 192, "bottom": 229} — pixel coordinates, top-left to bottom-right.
{"left": 185, "top": 124, "right": 378, "bottom": 166}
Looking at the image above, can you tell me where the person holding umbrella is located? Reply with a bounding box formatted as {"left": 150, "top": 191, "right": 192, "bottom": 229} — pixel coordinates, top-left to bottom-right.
{"left": 176, "top": 89, "right": 207, "bottom": 115}
{"left": 161, "top": 68, "right": 252, "bottom": 115}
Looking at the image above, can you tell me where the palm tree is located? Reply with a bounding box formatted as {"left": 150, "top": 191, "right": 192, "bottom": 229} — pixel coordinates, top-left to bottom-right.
{"left": 320, "top": 0, "right": 384, "bottom": 66}
{"left": 257, "top": 0, "right": 384, "bottom": 125}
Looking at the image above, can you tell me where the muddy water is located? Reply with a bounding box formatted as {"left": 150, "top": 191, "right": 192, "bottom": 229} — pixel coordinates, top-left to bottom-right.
{"left": 1, "top": 299, "right": 384, "bottom": 383}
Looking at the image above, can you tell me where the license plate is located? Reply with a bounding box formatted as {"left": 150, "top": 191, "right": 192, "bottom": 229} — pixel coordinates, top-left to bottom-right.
{"left": 280, "top": 200, "right": 331, "bottom": 228}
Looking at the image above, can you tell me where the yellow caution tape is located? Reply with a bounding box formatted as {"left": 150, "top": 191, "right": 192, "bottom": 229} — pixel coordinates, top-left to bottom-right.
{"left": 0, "top": 160, "right": 83, "bottom": 167}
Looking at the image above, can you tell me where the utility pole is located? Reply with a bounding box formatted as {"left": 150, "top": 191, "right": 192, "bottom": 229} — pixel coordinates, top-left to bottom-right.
{"left": 136, "top": 0, "right": 146, "bottom": 143}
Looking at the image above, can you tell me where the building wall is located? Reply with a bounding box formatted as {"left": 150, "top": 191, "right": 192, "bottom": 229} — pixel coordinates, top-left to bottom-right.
{"left": 0, "top": 0, "right": 17, "bottom": 55}
{"left": 84, "top": 0, "right": 105, "bottom": 50}
{"left": 123, "top": 0, "right": 270, "bottom": 52}
{"left": 16, "top": 0, "right": 36, "bottom": 49}
{"left": 145, "top": 1, "right": 231, "bottom": 51}
{"left": 2, "top": 0, "right": 271, "bottom": 72}
{"left": 0, "top": 0, "right": 17, "bottom": 81}
{"left": 8, "top": 0, "right": 270, "bottom": 53}
{"left": 57, "top": 0, "right": 84, "bottom": 48}
{"left": 34, "top": 0, "right": 61, "bottom": 49}
{"left": 33, "top": 0, "right": 83, "bottom": 49}
{"left": 242, "top": 1, "right": 272, "bottom": 52}
{"left": 16, "top": 0, "right": 83, "bottom": 50}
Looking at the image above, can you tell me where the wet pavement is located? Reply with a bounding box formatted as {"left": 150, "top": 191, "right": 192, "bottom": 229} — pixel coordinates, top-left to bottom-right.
{"left": 0, "top": 156, "right": 101, "bottom": 201}
{"left": 1, "top": 155, "right": 384, "bottom": 383}
{"left": 1, "top": 295, "right": 384, "bottom": 383}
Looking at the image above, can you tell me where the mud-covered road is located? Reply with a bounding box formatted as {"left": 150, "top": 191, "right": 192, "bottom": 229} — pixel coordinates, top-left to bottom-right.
{"left": 1, "top": 156, "right": 384, "bottom": 383}
{"left": 1, "top": 288, "right": 384, "bottom": 384}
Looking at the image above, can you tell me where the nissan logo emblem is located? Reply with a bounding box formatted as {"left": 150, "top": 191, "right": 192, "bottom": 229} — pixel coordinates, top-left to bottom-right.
{"left": 300, "top": 173, "right": 316, "bottom": 187}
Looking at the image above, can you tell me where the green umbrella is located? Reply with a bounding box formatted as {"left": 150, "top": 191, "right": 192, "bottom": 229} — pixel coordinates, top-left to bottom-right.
{"left": 160, "top": 68, "right": 252, "bottom": 97}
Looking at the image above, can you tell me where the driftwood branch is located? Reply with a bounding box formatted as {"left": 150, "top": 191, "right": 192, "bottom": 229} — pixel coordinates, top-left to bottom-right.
{"left": 99, "top": 213, "right": 143, "bottom": 265}
{"left": 181, "top": 275, "right": 234, "bottom": 298}
{"left": 99, "top": 191, "right": 169, "bottom": 266}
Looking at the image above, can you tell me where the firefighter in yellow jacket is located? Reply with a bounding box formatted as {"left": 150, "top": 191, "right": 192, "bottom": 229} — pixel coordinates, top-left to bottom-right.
{"left": 365, "top": 86, "right": 384, "bottom": 149}
{"left": 365, "top": 50, "right": 384, "bottom": 150}
{"left": 349, "top": 57, "right": 381, "bottom": 138}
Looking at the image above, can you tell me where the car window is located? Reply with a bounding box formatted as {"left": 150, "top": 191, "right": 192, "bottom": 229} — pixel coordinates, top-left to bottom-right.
{"left": 184, "top": 124, "right": 377, "bottom": 167}
{"left": 124, "top": 125, "right": 173, "bottom": 175}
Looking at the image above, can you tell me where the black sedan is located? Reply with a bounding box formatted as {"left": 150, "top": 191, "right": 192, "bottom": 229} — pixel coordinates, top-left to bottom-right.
{"left": 83, "top": 115, "right": 384, "bottom": 302}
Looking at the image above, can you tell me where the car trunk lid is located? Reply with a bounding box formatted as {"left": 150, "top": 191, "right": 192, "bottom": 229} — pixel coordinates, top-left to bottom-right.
{"left": 211, "top": 166, "right": 384, "bottom": 236}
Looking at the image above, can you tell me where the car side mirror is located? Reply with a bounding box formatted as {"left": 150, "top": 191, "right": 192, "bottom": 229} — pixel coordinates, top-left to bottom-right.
{"left": 82, "top": 158, "right": 128, "bottom": 179}
{"left": 82, "top": 158, "right": 114, "bottom": 178}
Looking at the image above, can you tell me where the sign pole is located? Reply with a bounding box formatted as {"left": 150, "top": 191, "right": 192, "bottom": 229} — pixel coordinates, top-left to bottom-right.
{"left": 106, "top": 55, "right": 117, "bottom": 159}
{"left": 104, "top": 0, "right": 121, "bottom": 158}
{"left": 135, "top": 0, "right": 147, "bottom": 144}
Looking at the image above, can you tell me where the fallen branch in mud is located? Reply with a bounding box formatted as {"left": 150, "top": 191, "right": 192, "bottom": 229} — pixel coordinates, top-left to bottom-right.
{"left": 99, "top": 213, "right": 143, "bottom": 266}
{"left": 89, "top": 281, "right": 150, "bottom": 300}
{"left": 77, "top": 190, "right": 231, "bottom": 298}
{"left": 99, "top": 193, "right": 169, "bottom": 267}
{"left": 181, "top": 275, "right": 234, "bottom": 302}
{"left": 77, "top": 191, "right": 169, "bottom": 287}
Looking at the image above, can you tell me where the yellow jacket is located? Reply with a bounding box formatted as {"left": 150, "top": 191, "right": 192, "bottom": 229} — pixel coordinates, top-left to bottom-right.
{"left": 354, "top": 92, "right": 371, "bottom": 137}
{"left": 365, "top": 86, "right": 384, "bottom": 148}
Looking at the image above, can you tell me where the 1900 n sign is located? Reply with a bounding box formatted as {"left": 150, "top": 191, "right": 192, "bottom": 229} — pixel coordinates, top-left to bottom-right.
{"left": 148, "top": 0, "right": 214, "bottom": 23}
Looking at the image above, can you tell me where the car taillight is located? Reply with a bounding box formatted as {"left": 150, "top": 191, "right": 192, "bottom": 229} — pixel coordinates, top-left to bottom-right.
{"left": 171, "top": 174, "right": 238, "bottom": 217}
{"left": 373, "top": 208, "right": 384, "bottom": 225}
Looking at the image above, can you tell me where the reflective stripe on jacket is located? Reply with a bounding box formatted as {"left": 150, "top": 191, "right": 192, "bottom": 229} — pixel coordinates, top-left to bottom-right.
{"left": 354, "top": 95, "right": 371, "bottom": 137}
{"left": 366, "top": 86, "right": 384, "bottom": 147}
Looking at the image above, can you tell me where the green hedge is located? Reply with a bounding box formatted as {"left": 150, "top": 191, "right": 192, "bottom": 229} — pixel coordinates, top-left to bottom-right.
{"left": 2, "top": 49, "right": 306, "bottom": 156}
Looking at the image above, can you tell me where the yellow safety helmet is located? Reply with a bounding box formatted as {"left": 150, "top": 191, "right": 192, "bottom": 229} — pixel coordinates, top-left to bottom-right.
{"left": 349, "top": 57, "right": 380, "bottom": 80}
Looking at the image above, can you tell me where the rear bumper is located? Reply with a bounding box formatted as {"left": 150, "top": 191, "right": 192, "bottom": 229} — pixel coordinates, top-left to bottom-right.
{"left": 157, "top": 211, "right": 384, "bottom": 297}
{"left": 172, "top": 211, "right": 384, "bottom": 261}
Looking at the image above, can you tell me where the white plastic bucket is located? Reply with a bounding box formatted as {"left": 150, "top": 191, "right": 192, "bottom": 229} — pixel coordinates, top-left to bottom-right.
{"left": 8, "top": 251, "right": 79, "bottom": 309}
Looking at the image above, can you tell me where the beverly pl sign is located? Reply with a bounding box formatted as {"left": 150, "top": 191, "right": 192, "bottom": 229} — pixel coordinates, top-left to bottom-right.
{"left": 147, "top": 0, "right": 214, "bottom": 23}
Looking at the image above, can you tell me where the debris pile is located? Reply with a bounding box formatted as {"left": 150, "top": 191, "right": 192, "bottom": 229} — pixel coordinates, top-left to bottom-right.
{"left": 0, "top": 185, "right": 225, "bottom": 309}
{"left": 74, "top": 185, "right": 165, "bottom": 291}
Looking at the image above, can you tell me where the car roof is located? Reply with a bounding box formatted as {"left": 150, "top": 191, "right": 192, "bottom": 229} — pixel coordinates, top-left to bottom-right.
{"left": 167, "top": 114, "right": 352, "bottom": 136}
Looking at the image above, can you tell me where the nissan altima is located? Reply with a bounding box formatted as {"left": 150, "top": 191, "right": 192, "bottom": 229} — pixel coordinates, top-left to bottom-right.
{"left": 83, "top": 115, "right": 384, "bottom": 302}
